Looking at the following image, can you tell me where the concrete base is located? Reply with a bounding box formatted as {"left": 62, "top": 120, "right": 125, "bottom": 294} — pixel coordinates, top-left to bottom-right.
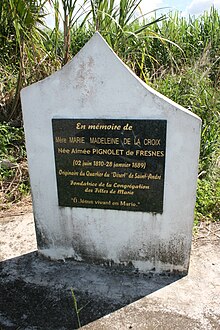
{"left": 1, "top": 213, "right": 220, "bottom": 329}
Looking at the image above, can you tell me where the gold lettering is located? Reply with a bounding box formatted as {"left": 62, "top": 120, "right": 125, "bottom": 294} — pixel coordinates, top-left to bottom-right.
{"left": 90, "top": 137, "right": 119, "bottom": 145}
{"left": 55, "top": 136, "right": 67, "bottom": 143}
{"left": 85, "top": 171, "right": 104, "bottom": 177}
{"left": 113, "top": 183, "right": 150, "bottom": 190}
{"left": 76, "top": 122, "right": 86, "bottom": 130}
{"left": 148, "top": 173, "right": 161, "bottom": 180}
{"left": 123, "top": 123, "right": 133, "bottom": 130}
{"left": 57, "top": 148, "right": 70, "bottom": 154}
{"left": 117, "top": 189, "right": 134, "bottom": 195}
{"left": 92, "top": 148, "right": 124, "bottom": 156}
{"left": 69, "top": 136, "right": 85, "bottom": 143}
{"left": 59, "top": 170, "right": 78, "bottom": 176}
{"left": 113, "top": 162, "right": 131, "bottom": 168}
{"left": 78, "top": 198, "right": 94, "bottom": 204}
{"left": 85, "top": 188, "right": 93, "bottom": 193}
{"left": 134, "top": 173, "right": 147, "bottom": 179}
{"left": 144, "top": 138, "right": 161, "bottom": 146}
{"left": 112, "top": 172, "right": 127, "bottom": 178}
{"left": 120, "top": 201, "right": 137, "bottom": 207}
{"left": 71, "top": 148, "right": 91, "bottom": 154}
{"left": 82, "top": 160, "right": 92, "bottom": 167}
{"left": 94, "top": 188, "right": 108, "bottom": 194}
{"left": 69, "top": 181, "right": 98, "bottom": 187}
{"left": 95, "top": 200, "right": 111, "bottom": 205}
{"left": 134, "top": 138, "right": 141, "bottom": 146}
{"left": 126, "top": 150, "right": 134, "bottom": 156}
{"left": 135, "top": 150, "right": 164, "bottom": 157}
{"left": 123, "top": 138, "right": 131, "bottom": 145}
{"left": 88, "top": 123, "right": 121, "bottom": 130}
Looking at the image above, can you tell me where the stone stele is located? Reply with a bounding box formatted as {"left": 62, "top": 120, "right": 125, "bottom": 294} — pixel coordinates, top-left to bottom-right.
{"left": 21, "top": 32, "right": 201, "bottom": 273}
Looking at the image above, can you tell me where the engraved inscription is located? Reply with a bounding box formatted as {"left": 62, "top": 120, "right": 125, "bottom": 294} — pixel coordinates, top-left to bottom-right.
{"left": 52, "top": 119, "right": 167, "bottom": 213}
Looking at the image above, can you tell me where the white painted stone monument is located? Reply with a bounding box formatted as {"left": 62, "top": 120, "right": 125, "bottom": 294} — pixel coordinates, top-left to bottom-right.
{"left": 21, "top": 33, "right": 201, "bottom": 273}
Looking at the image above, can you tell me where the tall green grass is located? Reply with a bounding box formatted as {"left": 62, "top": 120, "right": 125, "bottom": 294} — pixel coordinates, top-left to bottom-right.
{"left": 153, "top": 67, "right": 220, "bottom": 222}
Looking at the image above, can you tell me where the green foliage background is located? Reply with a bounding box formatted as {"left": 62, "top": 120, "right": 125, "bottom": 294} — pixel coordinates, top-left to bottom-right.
{"left": 0, "top": 0, "right": 219, "bottom": 222}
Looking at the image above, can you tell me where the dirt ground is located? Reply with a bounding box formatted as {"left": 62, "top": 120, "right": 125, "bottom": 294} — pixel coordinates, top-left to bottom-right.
{"left": 0, "top": 201, "right": 220, "bottom": 329}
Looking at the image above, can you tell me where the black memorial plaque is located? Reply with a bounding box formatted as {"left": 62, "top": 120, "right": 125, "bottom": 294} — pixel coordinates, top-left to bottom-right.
{"left": 52, "top": 119, "right": 167, "bottom": 213}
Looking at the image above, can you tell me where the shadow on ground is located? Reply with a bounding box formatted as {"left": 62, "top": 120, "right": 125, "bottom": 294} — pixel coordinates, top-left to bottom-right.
{"left": 0, "top": 252, "right": 184, "bottom": 330}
